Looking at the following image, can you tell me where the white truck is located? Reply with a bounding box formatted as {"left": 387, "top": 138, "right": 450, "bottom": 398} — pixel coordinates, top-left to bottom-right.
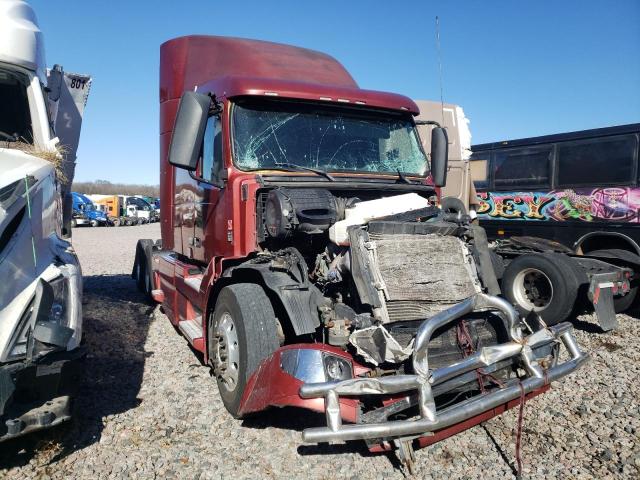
{"left": 0, "top": 0, "right": 90, "bottom": 441}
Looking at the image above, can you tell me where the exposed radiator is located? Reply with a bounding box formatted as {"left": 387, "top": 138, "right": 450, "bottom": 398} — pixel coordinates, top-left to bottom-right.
{"left": 369, "top": 232, "right": 481, "bottom": 323}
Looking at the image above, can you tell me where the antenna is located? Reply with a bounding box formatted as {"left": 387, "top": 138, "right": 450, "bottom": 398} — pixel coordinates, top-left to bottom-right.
{"left": 435, "top": 16, "right": 445, "bottom": 125}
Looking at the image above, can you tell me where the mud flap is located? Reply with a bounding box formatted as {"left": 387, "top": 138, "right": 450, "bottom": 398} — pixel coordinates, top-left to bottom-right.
{"left": 588, "top": 273, "right": 618, "bottom": 331}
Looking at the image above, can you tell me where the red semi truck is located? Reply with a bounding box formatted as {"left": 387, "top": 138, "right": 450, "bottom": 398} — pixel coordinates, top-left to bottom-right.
{"left": 133, "top": 36, "right": 586, "bottom": 470}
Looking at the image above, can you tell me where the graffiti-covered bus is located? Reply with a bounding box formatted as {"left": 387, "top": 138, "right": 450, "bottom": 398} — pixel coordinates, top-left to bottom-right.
{"left": 471, "top": 123, "right": 640, "bottom": 254}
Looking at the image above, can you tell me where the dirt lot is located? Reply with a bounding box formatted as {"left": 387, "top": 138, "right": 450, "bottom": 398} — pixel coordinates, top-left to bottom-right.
{"left": 1, "top": 223, "right": 639, "bottom": 479}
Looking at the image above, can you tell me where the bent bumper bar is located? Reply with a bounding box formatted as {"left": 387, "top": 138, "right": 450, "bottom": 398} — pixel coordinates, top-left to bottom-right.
{"left": 299, "top": 293, "right": 587, "bottom": 444}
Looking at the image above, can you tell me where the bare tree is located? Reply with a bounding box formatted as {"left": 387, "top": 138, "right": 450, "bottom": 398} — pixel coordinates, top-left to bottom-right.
{"left": 72, "top": 180, "right": 159, "bottom": 197}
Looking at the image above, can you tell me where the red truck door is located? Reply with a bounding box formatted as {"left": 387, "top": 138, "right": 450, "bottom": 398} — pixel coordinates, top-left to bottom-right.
{"left": 191, "top": 114, "right": 224, "bottom": 262}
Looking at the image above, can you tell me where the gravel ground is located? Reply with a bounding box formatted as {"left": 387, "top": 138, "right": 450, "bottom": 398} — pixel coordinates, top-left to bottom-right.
{"left": 1, "top": 223, "right": 639, "bottom": 479}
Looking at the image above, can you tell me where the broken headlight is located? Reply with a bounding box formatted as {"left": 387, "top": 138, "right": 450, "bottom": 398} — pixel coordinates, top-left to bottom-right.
{"left": 48, "top": 276, "right": 69, "bottom": 325}
{"left": 6, "top": 276, "right": 71, "bottom": 360}
{"left": 280, "top": 348, "right": 353, "bottom": 383}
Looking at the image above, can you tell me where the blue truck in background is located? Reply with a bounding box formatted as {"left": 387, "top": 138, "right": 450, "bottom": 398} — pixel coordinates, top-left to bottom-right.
{"left": 71, "top": 192, "right": 109, "bottom": 227}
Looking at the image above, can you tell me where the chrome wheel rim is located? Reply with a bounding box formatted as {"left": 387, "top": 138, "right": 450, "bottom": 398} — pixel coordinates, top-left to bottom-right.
{"left": 513, "top": 268, "right": 553, "bottom": 311}
{"left": 214, "top": 312, "right": 240, "bottom": 391}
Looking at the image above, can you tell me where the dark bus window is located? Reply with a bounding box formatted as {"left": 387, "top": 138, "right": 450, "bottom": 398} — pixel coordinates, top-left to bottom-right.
{"left": 469, "top": 153, "right": 489, "bottom": 189}
{"left": 557, "top": 135, "right": 637, "bottom": 187}
{"left": 493, "top": 147, "right": 551, "bottom": 189}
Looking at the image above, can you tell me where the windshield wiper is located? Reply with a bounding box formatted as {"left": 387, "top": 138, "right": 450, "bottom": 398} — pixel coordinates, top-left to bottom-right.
{"left": 396, "top": 169, "right": 416, "bottom": 184}
{"left": 274, "top": 163, "right": 335, "bottom": 182}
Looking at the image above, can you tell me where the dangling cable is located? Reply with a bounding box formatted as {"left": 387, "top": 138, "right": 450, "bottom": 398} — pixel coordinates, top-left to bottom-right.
{"left": 515, "top": 382, "right": 526, "bottom": 479}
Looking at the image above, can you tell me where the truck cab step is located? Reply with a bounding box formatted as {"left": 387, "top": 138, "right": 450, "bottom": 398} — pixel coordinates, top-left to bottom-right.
{"left": 184, "top": 275, "right": 203, "bottom": 292}
{"left": 178, "top": 318, "right": 203, "bottom": 343}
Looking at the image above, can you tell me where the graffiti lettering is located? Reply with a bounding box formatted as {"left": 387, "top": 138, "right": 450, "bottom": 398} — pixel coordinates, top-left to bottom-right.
{"left": 478, "top": 192, "right": 554, "bottom": 220}
{"left": 477, "top": 188, "right": 640, "bottom": 223}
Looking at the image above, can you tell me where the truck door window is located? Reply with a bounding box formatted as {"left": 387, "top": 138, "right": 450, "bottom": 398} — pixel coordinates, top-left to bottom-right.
{"left": 200, "top": 115, "right": 222, "bottom": 183}
{"left": 557, "top": 134, "right": 637, "bottom": 187}
{"left": 493, "top": 146, "right": 551, "bottom": 190}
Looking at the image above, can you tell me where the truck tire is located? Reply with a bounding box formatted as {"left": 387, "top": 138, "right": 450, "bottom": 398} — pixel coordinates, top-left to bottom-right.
{"left": 90, "top": 219, "right": 98, "bottom": 227}
{"left": 133, "top": 239, "right": 154, "bottom": 296}
{"left": 208, "top": 284, "right": 279, "bottom": 418}
{"left": 112, "top": 218, "right": 121, "bottom": 227}
{"left": 502, "top": 253, "right": 579, "bottom": 325}
{"left": 588, "top": 249, "right": 638, "bottom": 313}
{"left": 70, "top": 218, "right": 77, "bottom": 228}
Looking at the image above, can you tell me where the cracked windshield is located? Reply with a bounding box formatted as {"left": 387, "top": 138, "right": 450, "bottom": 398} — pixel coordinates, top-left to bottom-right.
{"left": 232, "top": 100, "right": 428, "bottom": 175}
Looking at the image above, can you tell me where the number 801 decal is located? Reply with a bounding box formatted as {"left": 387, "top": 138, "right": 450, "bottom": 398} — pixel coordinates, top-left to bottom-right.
{"left": 70, "top": 78, "right": 88, "bottom": 89}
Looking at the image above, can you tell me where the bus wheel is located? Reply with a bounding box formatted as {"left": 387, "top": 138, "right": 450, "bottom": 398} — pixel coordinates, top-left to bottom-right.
{"left": 208, "top": 284, "right": 279, "bottom": 418}
{"left": 588, "top": 249, "right": 638, "bottom": 313}
{"left": 503, "top": 253, "right": 579, "bottom": 326}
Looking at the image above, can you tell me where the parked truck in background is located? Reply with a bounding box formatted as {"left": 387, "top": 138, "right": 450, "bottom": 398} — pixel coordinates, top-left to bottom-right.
{"left": 88, "top": 194, "right": 144, "bottom": 226}
{"left": 415, "top": 100, "right": 634, "bottom": 331}
{"left": 71, "top": 191, "right": 108, "bottom": 227}
{"left": 124, "top": 195, "right": 157, "bottom": 223}
{"left": 135, "top": 195, "right": 160, "bottom": 219}
{"left": 0, "top": 0, "right": 90, "bottom": 442}
{"left": 132, "top": 36, "right": 586, "bottom": 471}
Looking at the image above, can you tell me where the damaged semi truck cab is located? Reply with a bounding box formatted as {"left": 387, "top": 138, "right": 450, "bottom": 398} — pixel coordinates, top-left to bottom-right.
{"left": 0, "top": 1, "right": 88, "bottom": 441}
{"left": 138, "top": 35, "right": 586, "bottom": 467}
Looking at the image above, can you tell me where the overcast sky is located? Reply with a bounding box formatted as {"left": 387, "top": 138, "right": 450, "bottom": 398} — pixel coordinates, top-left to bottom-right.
{"left": 31, "top": 0, "right": 640, "bottom": 185}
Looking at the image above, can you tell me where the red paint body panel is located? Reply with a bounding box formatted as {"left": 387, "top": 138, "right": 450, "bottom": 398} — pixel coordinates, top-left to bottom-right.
{"left": 238, "top": 344, "right": 366, "bottom": 422}
{"left": 160, "top": 35, "right": 358, "bottom": 104}
{"left": 198, "top": 75, "right": 420, "bottom": 114}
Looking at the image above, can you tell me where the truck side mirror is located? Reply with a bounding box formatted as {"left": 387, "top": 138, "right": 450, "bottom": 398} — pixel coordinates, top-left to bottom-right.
{"left": 430, "top": 127, "right": 449, "bottom": 187}
{"left": 168, "top": 91, "right": 211, "bottom": 171}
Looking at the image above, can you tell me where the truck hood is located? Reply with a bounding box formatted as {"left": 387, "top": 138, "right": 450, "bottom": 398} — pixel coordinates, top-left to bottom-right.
{"left": 0, "top": 147, "right": 53, "bottom": 185}
{"left": 0, "top": 147, "right": 54, "bottom": 220}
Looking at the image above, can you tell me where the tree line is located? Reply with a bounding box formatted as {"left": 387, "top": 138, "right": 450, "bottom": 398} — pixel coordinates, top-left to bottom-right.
{"left": 72, "top": 180, "right": 159, "bottom": 197}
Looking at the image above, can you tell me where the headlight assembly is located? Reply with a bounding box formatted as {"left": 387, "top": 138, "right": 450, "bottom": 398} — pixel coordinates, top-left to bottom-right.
{"left": 280, "top": 348, "right": 353, "bottom": 384}
{"left": 5, "top": 277, "right": 73, "bottom": 360}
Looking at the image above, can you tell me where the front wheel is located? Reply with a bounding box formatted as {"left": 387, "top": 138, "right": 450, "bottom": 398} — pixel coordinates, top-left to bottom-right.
{"left": 133, "top": 239, "right": 155, "bottom": 297}
{"left": 208, "top": 284, "right": 279, "bottom": 417}
{"left": 90, "top": 219, "right": 98, "bottom": 227}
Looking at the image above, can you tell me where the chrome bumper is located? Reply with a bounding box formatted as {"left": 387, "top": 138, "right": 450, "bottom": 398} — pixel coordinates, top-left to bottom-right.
{"left": 300, "top": 293, "right": 588, "bottom": 444}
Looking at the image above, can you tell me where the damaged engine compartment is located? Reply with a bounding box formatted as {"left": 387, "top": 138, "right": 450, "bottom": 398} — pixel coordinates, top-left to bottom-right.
{"left": 253, "top": 188, "right": 495, "bottom": 365}
{"left": 209, "top": 183, "right": 586, "bottom": 470}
